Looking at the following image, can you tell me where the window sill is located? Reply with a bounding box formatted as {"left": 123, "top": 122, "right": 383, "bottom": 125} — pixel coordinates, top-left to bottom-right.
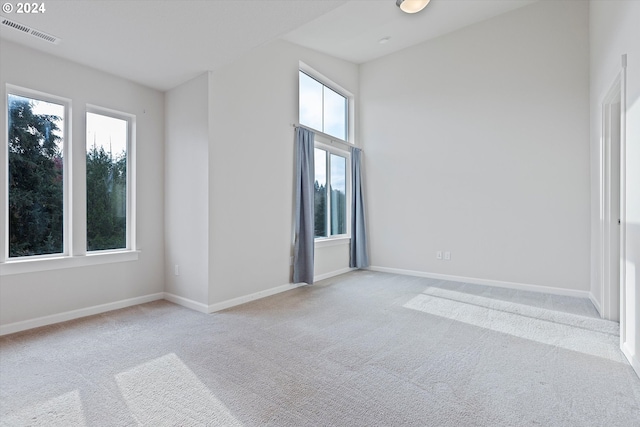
{"left": 0, "top": 250, "right": 140, "bottom": 276}
{"left": 315, "top": 236, "right": 350, "bottom": 248}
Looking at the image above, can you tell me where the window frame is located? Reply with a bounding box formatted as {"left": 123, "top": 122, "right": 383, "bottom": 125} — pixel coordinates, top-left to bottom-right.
{"left": 0, "top": 85, "right": 139, "bottom": 276}
{"left": 3, "top": 85, "right": 72, "bottom": 262}
{"left": 313, "top": 135, "right": 351, "bottom": 246}
{"left": 298, "top": 64, "right": 355, "bottom": 246}
{"left": 299, "top": 62, "right": 354, "bottom": 145}
{"left": 85, "top": 105, "right": 136, "bottom": 254}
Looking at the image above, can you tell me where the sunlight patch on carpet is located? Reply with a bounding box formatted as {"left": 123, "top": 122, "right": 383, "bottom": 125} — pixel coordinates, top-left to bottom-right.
{"left": 115, "top": 353, "right": 242, "bottom": 426}
{"left": 404, "top": 288, "right": 625, "bottom": 363}
{"left": 2, "top": 389, "right": 86, "bottom": 426}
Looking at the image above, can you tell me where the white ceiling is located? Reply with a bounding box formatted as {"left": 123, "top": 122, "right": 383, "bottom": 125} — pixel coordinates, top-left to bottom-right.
{"left": 282, "top": 0, "right": 537, "bottom": 64}
{"left": 0, "top": 0, "right": 537, "bottom": 92}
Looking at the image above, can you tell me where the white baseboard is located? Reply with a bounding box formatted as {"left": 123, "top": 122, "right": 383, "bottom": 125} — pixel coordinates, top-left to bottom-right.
{"left": 589, "top": 292, "right": 602, "bottom": 316}
{"left": 2, "top": 282, "right": 311, "bottom": 336}
{"left": 314, "top": 267, "right": 357, "bottom": 282}
{"left": 0, "top": 293, "right": 164, "bottom": 336}
{"left": 165, "top": 283, "right": 308, "bottom": 314}
{"left": 207, "top": 283, "right": 307, "bottom": 313}
{"left": 163, "top": 292, "right": 210, "bottom": 313}
{"left": 622, "top": 342, "right": 640, "bottom": 379}
{"left": 368, "top": 266, "right": 591, "bottom": 299}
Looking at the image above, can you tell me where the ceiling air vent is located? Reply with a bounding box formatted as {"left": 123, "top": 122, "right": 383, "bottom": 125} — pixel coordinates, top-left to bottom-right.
{"left": 1, "top": 16, "right": 61, "bottom": 44}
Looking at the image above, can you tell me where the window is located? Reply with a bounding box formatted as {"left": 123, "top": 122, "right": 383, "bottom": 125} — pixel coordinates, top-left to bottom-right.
{"left": 299, "top": 66, "right": 352, "bottom": 242}
{"left": 314, "top": 147, "right": 348, "bottom": 239}
{"left": 2, "top": 85, "right": 137, "bottom": 272}
{"left": 299, "top": 70, "right": 348, "bottom": 141}
{"left": 86, "top": 110, "right": 131, "bottom": 251}
{"left": 7, "top": 91, "right": 67, "bottom": 258}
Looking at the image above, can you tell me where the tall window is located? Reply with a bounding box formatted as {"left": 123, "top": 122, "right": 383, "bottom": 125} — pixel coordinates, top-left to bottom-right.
{"left": 299, "top": 70, "right": 348, "bottom": 141}
{"left": 314, "top": 148, "right": 347, "bottom": 238}
{"left": 86, "top": 110, "right": 130, "bottom": 251}
{"left": 299, "top": 67, "right": 351, "bottom": 241}
{"left": 7, "top": 92, "right": 66, "bottom": 258}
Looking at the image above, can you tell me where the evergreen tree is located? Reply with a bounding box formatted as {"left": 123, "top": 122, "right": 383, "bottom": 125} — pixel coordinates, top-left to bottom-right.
{"left": 314, "top": 180, "right": 326, "bottom": 237}
{"left": 86, "top": 144, "right": 127, "bottom": 251}
{"left": 8, "top": 96, "right": 63, "bottom": 257}
{"left": 331, "top": 186, "right": 346, "bottom": 235}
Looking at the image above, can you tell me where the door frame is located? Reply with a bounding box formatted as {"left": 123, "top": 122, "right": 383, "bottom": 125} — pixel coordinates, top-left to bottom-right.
{"left": 598, "top": 56, "right": 627, "bottom": 344}
{"left": 599, "top": 72, "right": 621, "bottom": 321}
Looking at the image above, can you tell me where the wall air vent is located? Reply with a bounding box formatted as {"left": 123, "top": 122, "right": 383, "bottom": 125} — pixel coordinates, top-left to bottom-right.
{"left": 1, "top": 16, "right": 61, "bottom": 44}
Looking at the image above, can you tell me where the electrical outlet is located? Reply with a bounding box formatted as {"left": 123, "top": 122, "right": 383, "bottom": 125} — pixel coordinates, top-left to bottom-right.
{"left": 436, "top": 251, "right": 443, "bottom": 260}
{"left": 175, "top": 264, "right": 180, "bottom": 276}
{"left": 444, "top": 251, "right": 451, "bottom": 261}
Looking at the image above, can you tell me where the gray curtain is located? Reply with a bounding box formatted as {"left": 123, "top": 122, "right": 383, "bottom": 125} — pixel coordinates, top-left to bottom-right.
{"left": 350, "top": 147, "right": 369, "bottom": 268}
{"left": 293, "top": 127, "right": 315, "bottom": 284}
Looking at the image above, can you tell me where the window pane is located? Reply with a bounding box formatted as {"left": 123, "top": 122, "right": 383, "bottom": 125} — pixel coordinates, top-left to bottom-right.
{"left": 86, "top": 112, "right": 128, "bottom": 251}
{"left": 330, "top": 154, "right": 346, "bottom": 235}
{"left": 7, "top": 94, "right": 64, "bottom": 257}
{"left": 323, "top": 86, "right": 347, "bottom": 140}
{"left": 299, "top": 72, "right": 323, "bottom": 132}
{"left": 314, "top": 148, "right": 327, "bottom": 238}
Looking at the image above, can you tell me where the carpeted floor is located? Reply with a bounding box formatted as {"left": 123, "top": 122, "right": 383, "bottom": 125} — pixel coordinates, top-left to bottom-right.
{"left": 1, "top": 270, "right": 639, "bottom": 426}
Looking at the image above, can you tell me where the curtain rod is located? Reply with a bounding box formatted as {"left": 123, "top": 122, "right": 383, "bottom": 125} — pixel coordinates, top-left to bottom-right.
{"left": 291, "top": 123, "right": 355, "bottom": 149}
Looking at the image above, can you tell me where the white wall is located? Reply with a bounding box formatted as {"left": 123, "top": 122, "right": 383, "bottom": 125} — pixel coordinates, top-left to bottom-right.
{"left": 315, "top": 243, "right": 351, "bottom": 281}
{"left": 0, "top": 40, "right": 165, "bottom": 328}
{"left": 590, "top": 0, "right": 640, "bottom": 376}
{"left": 164, "top": 73, "right": 210, "bottom": 306}
{"left": 207, "top": 40, "right": 358, "bottom": 305}
{"left": 360, "top": 1, "right": 590, "bottom": 292}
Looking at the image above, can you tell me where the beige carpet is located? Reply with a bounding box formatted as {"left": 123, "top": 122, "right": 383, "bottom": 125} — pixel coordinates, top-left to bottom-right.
{"left": 1, "top": 270, "right": 639, "bottom": 426}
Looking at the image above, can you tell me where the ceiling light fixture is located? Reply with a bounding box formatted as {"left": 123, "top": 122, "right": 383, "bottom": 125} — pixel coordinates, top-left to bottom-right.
{"left": 396, "top": 0, "right": 431, "bottom": 14}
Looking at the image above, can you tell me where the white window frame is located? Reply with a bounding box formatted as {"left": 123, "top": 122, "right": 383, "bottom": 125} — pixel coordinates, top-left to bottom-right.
{"left": 2, "top": 85, "right": 72, "bottom": 262}
{"left": 0, "top": 86, "right": 138, "bottom": 276}
{"left": 85, "top": 105, "right": 136, "bottom": 254}
{"left": 299, "top": 62, "right": 355, "bottom": 145}
{"left": 314, "top": 135, "right": 351, "bottom": 247}
{"left": 298, "top": 63, "right": 355, "bottom": 247}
